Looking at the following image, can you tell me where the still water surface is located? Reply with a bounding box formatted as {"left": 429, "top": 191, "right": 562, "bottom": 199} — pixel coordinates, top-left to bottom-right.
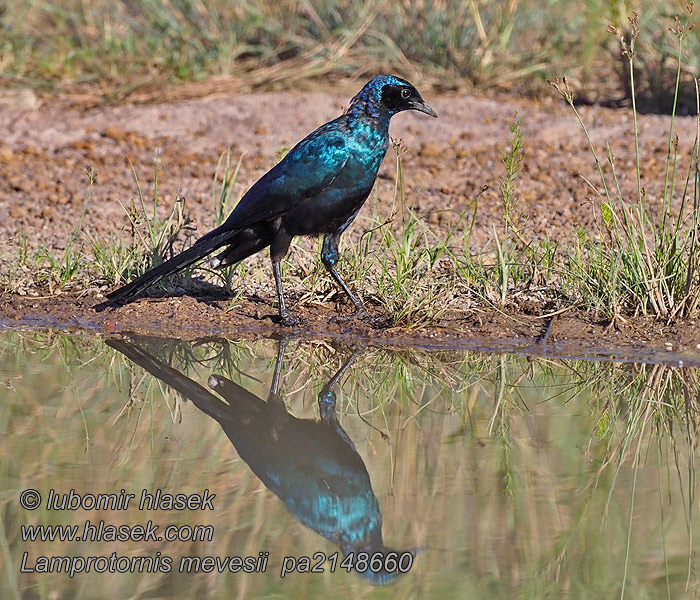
{"left": 0, "top": 331, "right": 698, "bottom": 599}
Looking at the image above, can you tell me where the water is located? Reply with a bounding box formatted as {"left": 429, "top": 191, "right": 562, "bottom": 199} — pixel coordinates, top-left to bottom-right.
{"left": 1, "top": 330, "right": 698, "bottom": 599}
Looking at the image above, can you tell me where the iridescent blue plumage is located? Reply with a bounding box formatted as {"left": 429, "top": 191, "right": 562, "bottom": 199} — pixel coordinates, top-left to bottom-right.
{"left": 107, "top": 338, "right": 410, "bottom": 585}
{"left": 106, "top": 75, "right": 437, "bottom": 325}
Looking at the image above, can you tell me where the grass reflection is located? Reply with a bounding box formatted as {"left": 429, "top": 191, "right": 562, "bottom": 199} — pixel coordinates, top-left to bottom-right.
{"left": 0, "top": 331, "right": 699, "bottom": 598}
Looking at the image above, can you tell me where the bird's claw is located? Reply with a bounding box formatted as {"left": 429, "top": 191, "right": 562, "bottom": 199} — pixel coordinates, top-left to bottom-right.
{"left": 279, "top": 313, "right": 302, "bottom": 328}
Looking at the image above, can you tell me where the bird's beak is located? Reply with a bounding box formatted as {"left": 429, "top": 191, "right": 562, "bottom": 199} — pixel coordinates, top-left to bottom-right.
{"left": 410, "top": 100, "right": 438, "bottom": 118}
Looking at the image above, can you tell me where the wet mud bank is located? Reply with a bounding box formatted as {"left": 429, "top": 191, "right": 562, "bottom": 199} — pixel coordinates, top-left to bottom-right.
{"left": 2, "top": 293, "right": 700, "bottom": 365}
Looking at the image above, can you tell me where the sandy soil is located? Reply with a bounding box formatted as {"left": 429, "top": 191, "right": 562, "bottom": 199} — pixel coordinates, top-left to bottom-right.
{"left": 1, "top": 83, "right": 699, "bottom": 355}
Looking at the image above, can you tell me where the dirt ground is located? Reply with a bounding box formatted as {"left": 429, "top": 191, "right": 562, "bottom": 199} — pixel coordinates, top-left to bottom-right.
{"left": 2, "top": 292, "right": 700, "bottom": 365}
{"left": 1, "top": 81, "right": 700, "bottom": 358}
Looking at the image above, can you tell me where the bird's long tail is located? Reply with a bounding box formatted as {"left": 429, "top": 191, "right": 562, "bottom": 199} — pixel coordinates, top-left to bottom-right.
{"left": 106, "top": 338, "right": 237, "bottom": 423}
{"left": 106, "top": 229, "right": 234, "bottom": 304}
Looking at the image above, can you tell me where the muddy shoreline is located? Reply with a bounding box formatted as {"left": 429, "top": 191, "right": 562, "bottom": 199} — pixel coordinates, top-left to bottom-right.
{"left": 2, "top": 293, "right": 698, "bottom": 365}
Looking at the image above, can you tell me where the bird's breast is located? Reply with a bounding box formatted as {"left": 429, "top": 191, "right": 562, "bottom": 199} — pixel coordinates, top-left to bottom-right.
{"left": 346, "top": 120, "right": 389, "bottom": 171}
{"left": 280, "top": 119, "right": 389, "bottom": 237}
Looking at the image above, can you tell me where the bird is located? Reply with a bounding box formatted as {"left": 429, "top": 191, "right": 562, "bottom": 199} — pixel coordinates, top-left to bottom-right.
{"left": 105, "top": 75, "right": 437, "bottom": 326}
{"left": 107, "top": 336, "right": 411, "bottom": 584}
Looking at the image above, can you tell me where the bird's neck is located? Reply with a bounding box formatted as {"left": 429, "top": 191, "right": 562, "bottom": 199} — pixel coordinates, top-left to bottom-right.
{"left": 345, "top": 97, "right": 391, "bottom": 126}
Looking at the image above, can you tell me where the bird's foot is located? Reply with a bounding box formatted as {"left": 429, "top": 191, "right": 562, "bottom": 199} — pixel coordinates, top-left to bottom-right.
{"left": 278, "top": 312, "right": 302, "bottom": 328}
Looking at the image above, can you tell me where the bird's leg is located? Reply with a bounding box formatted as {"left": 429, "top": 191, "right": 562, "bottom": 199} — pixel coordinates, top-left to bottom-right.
{"left": 270, "top": 232, "right": 299, "bottom": 327}
{"left": 269, "top": 337, "right": 289, "bottom": 396}
{"left": 267, "top": 337, "right": 289, "bottom": 411}
{"left": 272, "top": 261, "right": 301, "bottom": 327}
{"left": 321, "top": 234, "right": 370, "bottom": 322}
{"left": 318, "top": 347, "right": 364, "bottom": 426}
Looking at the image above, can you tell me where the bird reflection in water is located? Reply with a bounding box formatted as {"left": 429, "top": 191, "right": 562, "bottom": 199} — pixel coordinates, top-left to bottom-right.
{"left": 107, "top": 336, "right": 411, "bottom": 584}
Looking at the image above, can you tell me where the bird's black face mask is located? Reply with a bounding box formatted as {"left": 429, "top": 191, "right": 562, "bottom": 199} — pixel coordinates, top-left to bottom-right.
{"left": 380, "top": 84, "right": 438, "bottom": 118}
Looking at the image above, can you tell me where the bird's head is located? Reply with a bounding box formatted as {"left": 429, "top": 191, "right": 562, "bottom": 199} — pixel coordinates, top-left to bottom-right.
{"left": 349, "top": 75, "right": 438, "bottom": 120}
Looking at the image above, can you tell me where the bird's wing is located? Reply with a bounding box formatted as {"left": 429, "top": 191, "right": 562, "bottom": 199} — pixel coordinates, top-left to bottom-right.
{"left": 220, "top": 122, "right": 350, "bottom": 230}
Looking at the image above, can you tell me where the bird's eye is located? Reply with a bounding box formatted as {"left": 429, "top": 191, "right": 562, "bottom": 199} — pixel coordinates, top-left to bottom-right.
{"left": 401, "top": 88, "right": 411, "bottom": 99}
